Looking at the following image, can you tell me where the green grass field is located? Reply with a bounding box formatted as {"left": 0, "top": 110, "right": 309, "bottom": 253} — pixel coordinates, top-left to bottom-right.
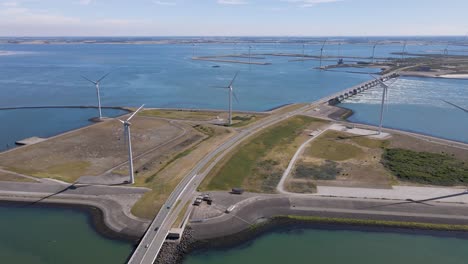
{"left": 382, "top": 148, "right": 468, "bottom": 186}
{"left": 200, "top": 115, "right": 325, "bottom": 192}
{"left": 305, "top": 131, "right": 364, "bottom": 161}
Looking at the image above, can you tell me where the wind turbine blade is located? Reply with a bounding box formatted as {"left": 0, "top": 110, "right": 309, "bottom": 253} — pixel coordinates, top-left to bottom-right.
{"left": 126, "top": 104, "right": 145, "bottom": 121}
{"left": 321, "top": 39, "right": 327, "bottom": 49}
{"left": 229, "top": 71, "right": 240, "bottom": 88}
{"left": 233, "top": 92, "right": 240, "bottom": 103}
{"left": 369, "top": 74, "right": 388, "bottom": 88}
{"left": 116, "top": 118, "right": 125, "bottom": 124}
{"left": 97, "top": 72, "right": 111, "bottom": 83}
{"left": 442, "top": 100, "right": 468, "bottom": 113}
{"left": 81, "top": 76, "right": 97, "bottom": 85}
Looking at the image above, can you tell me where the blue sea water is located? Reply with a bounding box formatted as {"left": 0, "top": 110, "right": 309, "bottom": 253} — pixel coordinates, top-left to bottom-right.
{"left": 341, "top": 77, "right": 468, "bottom": 143}
{"left": 0, "top": 108, "right": 127, "bottom": 151}
{"left": 0, "top": 41, "right": 467, "bottom": 146}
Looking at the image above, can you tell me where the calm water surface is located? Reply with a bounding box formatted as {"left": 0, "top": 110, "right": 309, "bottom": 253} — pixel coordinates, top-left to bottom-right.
{"left": 184, "top": 228, "right": 468, "bottom": 264}
{"left": 0, "top": 108, "right": 127, "bottom": 151}
{"left": 0, "top": 205, "right": 133, "bottom": 264}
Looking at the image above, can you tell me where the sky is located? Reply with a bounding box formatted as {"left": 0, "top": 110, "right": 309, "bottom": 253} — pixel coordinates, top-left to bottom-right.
{"left": 0, "top": 0, "right": 467, "bottom": 36}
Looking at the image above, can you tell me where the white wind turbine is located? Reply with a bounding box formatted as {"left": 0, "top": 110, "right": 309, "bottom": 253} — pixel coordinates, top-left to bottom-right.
{"left": 214, "top": 72, "right": 240, "bottom": 126}
{"left": 371, "top": 42, "right": 379, "bottom": 63}
{"left": 118, "top": 104, "right": 145, "bottom": 184}
{"left": 370, "top": 74, "right": 397, "bottom": 134}
{"left": 319, "top": 39, "right": 327, "bottom": 69}
{"left": 82, "top": 73, "right": 110, "bottom": 120}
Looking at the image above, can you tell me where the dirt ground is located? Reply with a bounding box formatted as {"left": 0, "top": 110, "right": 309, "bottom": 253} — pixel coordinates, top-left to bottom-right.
{"left": 286, "top": 130, "right": 394, "bottom": 192}
{"left": 139, "top": 109, "right": 266, "bottom": 127}
{"left": 389, "top": 134, "right": 468, "bottom": 162}
{"left": 286, "top": 129, "right": 468, "bottom": 192}
{"left": 0, "top": 116, "right": 184, "bottom": 182}
{"left": 0, "top": 171, "right": 37, "bottom": 183}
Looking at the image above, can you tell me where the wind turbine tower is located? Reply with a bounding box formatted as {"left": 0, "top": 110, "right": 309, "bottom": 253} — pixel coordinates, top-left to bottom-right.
{"left": 371, "top": 42, "right": 379, "bottom": 63}
{"left": 302, "top": 43, "right": 306, "bottom": 62}
{"left": 215, "top": 72, "right": 240, "bottom": 126}
{"left": 118, "top": 104, "right": 145, "bottom": 184}
{"left": 401, "top": 40, "right": 407, "bottom": 60}
{"left": 319, "top": 39, "right": 327, "bottom": 69}
{"left": 370, "top": 75, "right": 391, "bottom": 135}
{"left": 82, "top": 73, "right": 110, "bottom": 121}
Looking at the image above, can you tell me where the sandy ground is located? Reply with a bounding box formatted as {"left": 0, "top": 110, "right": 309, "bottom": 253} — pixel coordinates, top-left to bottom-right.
{"left": 0, "top": 116, "right": 183, "bottom": 182}
{"left": 328, "top": 123, "right": 390, "bottom": 139}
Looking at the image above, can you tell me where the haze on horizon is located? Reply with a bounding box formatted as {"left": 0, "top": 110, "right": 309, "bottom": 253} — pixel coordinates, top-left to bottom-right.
{"left": 0, "top": 0, "right": 467, "bottom": 37}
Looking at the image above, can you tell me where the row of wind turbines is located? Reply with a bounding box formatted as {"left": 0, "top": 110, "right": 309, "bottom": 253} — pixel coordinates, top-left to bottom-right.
{"left": 82, "top": 73, "right": 144, "bottom": 184}
{"left": 81, "top": 70, "right": 241, "bottom": 184}
{"left": 81, "top": 37, "right": 467, "bottom": 184}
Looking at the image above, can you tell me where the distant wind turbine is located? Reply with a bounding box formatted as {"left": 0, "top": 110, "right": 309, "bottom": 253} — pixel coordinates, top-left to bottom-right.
{"left": 192, "top": 42, "right": 196, "bottom": 57}
{"left": 319, "top": 39, "right": 327, "bottom": 69}
{"left": 371, "top": 42, "right": 379, "bottom": 63}
{"left": 302, "top": 43, "right": 306, "bottom": 62}
{"left": 82, "top": 73, "right": 110, "bottom": 121}
{"left": 214, "top": 72, "right": 240, "bottom": 126}
{"left": 443, "top": 43, "right": 450, "bottom": 56}
{"left": 117, "top": 104, "right": 145, "bottom": 184}
{"left": 401, "top": 40, "right": 408, "bottom": 60}
{"left": 442, "top": 100, "right": 468, "bottom": 113}
{"left": 370, "top": 74, "right": 398, "bottom": 134}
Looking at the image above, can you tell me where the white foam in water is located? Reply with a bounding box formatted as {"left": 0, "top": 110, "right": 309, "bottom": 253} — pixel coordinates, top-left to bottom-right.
{"left": 344, "top": 77, "right": 468, "bottom": 109}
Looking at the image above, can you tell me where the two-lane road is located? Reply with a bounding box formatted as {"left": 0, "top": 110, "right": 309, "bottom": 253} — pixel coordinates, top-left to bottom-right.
{"left": 128, "top": 104, "right": 313, "bottom": 264}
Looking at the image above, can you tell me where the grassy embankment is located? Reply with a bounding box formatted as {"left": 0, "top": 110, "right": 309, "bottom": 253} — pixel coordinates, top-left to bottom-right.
{"left": 131, "top": 124, "right": 233, "bottom": 219}
{"left": 5, "top": 161, "right": 91, "bottom": 183}
{"left": 0, "top": 172, "right": 37, "bottom": 183}
{"left": 288, "top": 130, "right": 392, "bottom": 192}
{"left": 140, "top": 109, "right": 265, "bottom": 127}
{"left": 200, "top": 115, "right": 328, "bottom": 193}
{"left": 382, "top": 148, "right": 468, "bottom": 186}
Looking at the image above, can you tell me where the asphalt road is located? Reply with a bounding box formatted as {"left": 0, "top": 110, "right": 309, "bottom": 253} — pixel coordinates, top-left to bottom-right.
{"left": 128, "top": 72, "right": 468, "bottom": 264}
{"left": 128, "top": 103, "right": 313, "bottom": 264}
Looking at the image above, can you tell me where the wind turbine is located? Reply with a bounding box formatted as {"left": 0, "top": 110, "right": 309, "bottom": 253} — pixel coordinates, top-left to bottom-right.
{"left": 215, "top": 72, "right": 240, "bottom": 126}
{"left": 371, "top": 42, "right": 379, "bottom": 63}
{"left": 319, "top": 39, "right": 327, "bottom": 69}
{"left": 192, "top": 42, "right": 196, "bottom": 57}
{"left": 443, "top": 43, "right": 450, "bottom": 56}
{"left": 302, "top": 43, "right": 306, "bottom": 62}
{"left": 117, "top": 104, "right": 145, "bottom": 184}
{"left": 82, "top": 73, "right": 110, "bottom": 121}
{"left": 401, "top": 40, "right": 408, "bottom": 60}
{"left": 370, "top": 74, "right": 397, "bottom": 135}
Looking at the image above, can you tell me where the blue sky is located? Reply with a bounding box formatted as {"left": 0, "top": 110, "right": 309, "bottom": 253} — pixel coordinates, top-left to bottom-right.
{"left": 0, "top": 0, "right": 467, "bottom": 36}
